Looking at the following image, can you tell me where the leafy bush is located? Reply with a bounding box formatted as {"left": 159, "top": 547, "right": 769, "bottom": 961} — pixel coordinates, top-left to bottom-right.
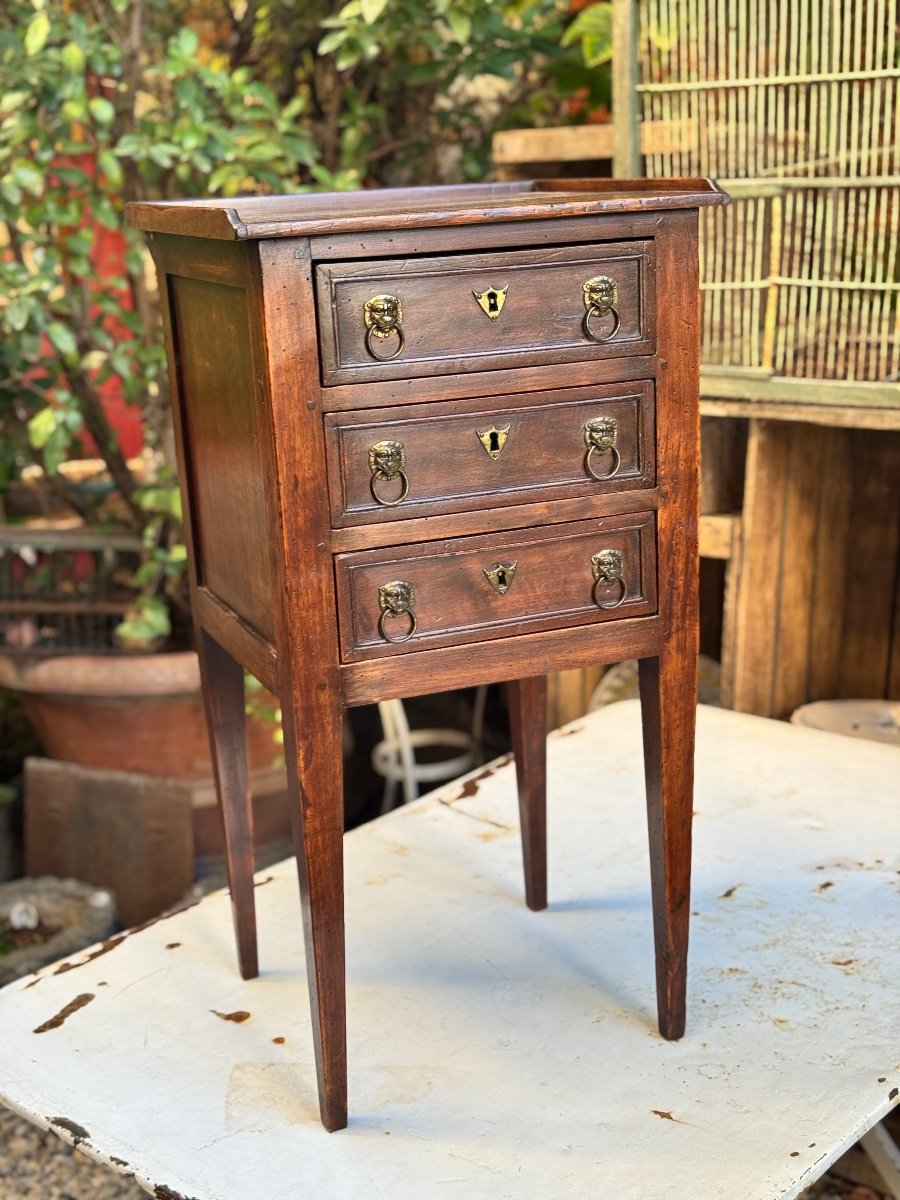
{"left": 1, "top": 1, "right": 322, "bottom": 643}
{"left": 0, "top": 0, "right": 604, "bottom": 647}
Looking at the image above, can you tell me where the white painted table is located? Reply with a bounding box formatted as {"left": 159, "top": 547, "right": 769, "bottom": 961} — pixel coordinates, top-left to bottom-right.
{"left": 1, "top": 701, "right": 898, "bottom": 1200}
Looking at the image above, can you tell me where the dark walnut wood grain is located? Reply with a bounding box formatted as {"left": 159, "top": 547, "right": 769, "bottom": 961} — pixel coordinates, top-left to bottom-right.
{"left": 508, "top": 675, "right": 548, "bottom": 912}
{"left": 324, "top": 381, "right": 655, "bottom": 527}
{"left": 196, "top": 628, "right": 258, "bottom": 980}
{"left": 126, "top": 177, "right": 726, "bottom": 240}
{"left": 330, "top": 487, "right": 660, "bottom": 556}
{"left": 316, "top": 240, "right": 654, "bottom": 385}
{"left": 335, "top": 513, "right": 657, "bottom": 660}
{"left": 169, "top": 274, "right": 275, "bottom": 642}
{"left": 341, "top": 610, "right": 661, "bottom": 707}
{"left": 257, "top": 239, "right": 349, "bottom": 1132}
{"left": 638, "top": 210, "right": 702, "bottom": 1041}
{"left": 129, "top": 178, "right": 726, "bottom": 1131}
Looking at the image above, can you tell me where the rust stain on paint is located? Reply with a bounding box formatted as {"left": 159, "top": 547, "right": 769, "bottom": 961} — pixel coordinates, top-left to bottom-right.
{"left": 211, "top": 1009, "right": 252, "bottom": 1024}
{"left": 33, "top": 993, "right": 95, "bottom": 1033}
{"left": 449, "top": 755, "right": 514, "bottom": 800}
{"left": 53, "top": 936, "right": 126, "bottom": 975}
{"left": 651, "top": 1109, "right": 690, "bottom": 1125}
{"left": 49, "top": 1117, "right": 90, "bottom": 1144}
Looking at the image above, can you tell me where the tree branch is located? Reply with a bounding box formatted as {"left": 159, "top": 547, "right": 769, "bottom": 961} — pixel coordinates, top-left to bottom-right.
{"left": 4, "top": 407, "right": 105, "bottom": 527}
{"left": 118, "top": 0, "right": 147, "bottom": 205}
{"left": 225, "top": 0, "right": 260, "bottom": 71}
{"left": 66, "top": 366, "right": 143, "bottom": 530}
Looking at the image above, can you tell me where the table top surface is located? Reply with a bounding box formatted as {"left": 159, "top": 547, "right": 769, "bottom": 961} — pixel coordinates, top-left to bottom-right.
{"left": 1, "top": 700, "right": 897, "bottom": 1200}
{"left": 126, "top": 177, "right": 727, "bottom": 240}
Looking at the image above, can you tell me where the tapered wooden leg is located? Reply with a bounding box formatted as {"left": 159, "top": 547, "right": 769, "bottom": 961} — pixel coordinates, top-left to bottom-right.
{"left": 507, "top": 675, "right": 548, "bottom": 911}
{"left": 197, "top": 628, "right": 258, "bottom": 980}
{"left": 281, "top": 695, "right": 347, "bottom": 1131}
{"left": 637, "top": 650, "right": 696, "bottom": 1040}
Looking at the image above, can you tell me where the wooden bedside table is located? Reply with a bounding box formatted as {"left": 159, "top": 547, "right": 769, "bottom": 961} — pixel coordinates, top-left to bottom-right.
{"left": 128, "top": 177, "right": 727, "bottom": 1130}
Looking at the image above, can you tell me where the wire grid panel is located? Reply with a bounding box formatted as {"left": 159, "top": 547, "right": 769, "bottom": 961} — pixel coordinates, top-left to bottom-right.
{"left": 0, "top": 530, "right": 143, "bottom": 655}
{"left": 637, "top": 0, "right": 900, "bottom": 384}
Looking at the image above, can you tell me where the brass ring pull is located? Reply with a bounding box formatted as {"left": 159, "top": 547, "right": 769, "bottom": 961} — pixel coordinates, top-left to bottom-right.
{"left": 586, "top": 443, "right": 621, "bottom": 480}
{"left": 378, "top": 581, "right": 417, "bottom": 643}
{"left": 378, "top": 607, "right": 417, "bottom": 642}
{"left": 582, "top": 303, "right": 621, "bottom": 343}
{"left": 582, "top": 275, "right": 620, "bottom": 344}
{"left": 592, "top": 574, "right": 627, "bottom": 609}
{"left": 365, "top": 323, "right": 405, "bottom": 361}
{"left": 583, "top": 416, "right": 621, "bottom": 481}
{"left": 369, "top": 439, "right": 409, "bottom": 507}
{"left": 364, "top": 294, "right": 405, "bottom": 361}
{"left": 370, "top": 469, "right": 409, "bottom": 506}
{"left": 591, "top": 549, "right": 627, "bottom": 610}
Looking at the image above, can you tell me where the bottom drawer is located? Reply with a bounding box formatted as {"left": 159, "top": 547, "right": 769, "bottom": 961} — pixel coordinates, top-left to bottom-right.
{"left": 335, "top": 513, "right": 657, "bottom": 661}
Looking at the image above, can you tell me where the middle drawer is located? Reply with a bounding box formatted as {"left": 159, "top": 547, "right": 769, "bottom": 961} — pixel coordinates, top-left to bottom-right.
{"left": 324, "top": 380, "right": 655, "bottom": 527}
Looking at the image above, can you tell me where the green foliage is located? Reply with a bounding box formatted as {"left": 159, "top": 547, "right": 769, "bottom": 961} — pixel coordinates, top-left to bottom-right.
{"left": 260, "top": 0, "right": 574, "bottom": 185}
{"left": 0, "top": 0, "right": 321, "bottom": 646}
{"left": 561, "top": 2, "right": 613, "bottom": 68}
{"left": 113, "top": 595, "right": 171, "bottom": 649}
{"left": 244, "top": 671, "right": 284, "bottom": 763}
{"left": 0, "top": 0, "right": 605, "bottom": 648}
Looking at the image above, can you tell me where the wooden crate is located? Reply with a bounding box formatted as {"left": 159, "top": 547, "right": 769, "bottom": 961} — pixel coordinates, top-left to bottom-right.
{"left": 725, "top": 421, "right": 900, "bottom": 717}
{"left": 24, "top": 758, "right": 290, "bottom": 926}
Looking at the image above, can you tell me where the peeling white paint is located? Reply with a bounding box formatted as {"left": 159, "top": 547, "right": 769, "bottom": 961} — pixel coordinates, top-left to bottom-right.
{"left": 0, "top": 701, "right": 898, "bottom": 1200}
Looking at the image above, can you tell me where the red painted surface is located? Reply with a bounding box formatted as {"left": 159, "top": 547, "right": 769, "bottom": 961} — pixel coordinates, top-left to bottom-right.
{"left": 83, "top": 187, "right": 144, "bottom": 460}
{"left": 59, "top": 144, "right": 144, "bottom": 461}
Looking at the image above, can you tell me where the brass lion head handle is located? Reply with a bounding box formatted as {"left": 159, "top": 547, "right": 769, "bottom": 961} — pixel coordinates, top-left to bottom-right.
{"left": 591, "top": 548, "right": 627, "bottom": 610}
{"left": 364, "top": 294, "right": 405, "bottom": 361}
{"left": 583, "top": 416, "right": 621, "bottom": 481}
{"left": 378, "top": 580, "right": 417, "bottom": 643}
{"left": 582, "top": 275, "right": 620, "bottom": 343}
{"left": 368, "top": 439, "right": 410, "bottom": 507}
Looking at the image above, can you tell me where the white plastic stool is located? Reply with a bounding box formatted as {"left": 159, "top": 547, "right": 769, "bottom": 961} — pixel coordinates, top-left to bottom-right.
{"left": 373, "top": 687, "right": 488, "bottom": 814}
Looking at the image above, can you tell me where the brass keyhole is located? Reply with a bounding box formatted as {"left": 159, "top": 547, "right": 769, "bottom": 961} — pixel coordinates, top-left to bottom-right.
{"left": 476, "top": 423, "right": 510, "bottom": 459}
{"left": 483, "top": 560, "right": 518, "bottom": 594}
{"left": 473, "top": 284, "right": 508, "bottom": 319}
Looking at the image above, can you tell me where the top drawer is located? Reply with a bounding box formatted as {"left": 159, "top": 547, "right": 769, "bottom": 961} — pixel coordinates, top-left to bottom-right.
{"left": 315, "top": 240, "right": 655, "bottom": 386}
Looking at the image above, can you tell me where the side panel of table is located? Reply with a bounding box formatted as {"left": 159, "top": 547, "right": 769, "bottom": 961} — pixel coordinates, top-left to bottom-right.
{"left": 151, "top": 235, "right": 280, "bottom": 693}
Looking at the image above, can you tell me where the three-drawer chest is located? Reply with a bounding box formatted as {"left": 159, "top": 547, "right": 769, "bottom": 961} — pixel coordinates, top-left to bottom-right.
{"left": 129, "top": 178, "right": 727, "bottom": 1130}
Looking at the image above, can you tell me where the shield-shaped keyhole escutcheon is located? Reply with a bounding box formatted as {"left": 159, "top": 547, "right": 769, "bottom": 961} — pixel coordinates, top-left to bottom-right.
{"left": 473, "top": 284, "right": 508, "bottom": 320}
{"left": 476, "top": 424, "right": 510, "bottom": 460}
{"left": 483, "top": 561, "right": 518, "bottom": 595}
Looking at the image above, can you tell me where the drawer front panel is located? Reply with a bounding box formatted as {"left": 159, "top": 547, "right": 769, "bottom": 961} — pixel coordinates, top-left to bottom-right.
{"left": 335, "top": 513, "right": 656, "bottom": 661}
{"left": 316, "top": 240, "right": 655, "bottom": 385}
{"left": 324, "top": 382, "right": 655, "bottom": 526}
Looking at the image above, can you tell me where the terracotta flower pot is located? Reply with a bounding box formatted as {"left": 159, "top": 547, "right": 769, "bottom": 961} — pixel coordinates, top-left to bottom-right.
{"left": 0, "top": 651, "right": 279, "bottom": 779}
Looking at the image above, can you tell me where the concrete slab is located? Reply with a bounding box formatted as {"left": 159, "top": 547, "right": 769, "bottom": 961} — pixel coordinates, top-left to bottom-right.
{"left": 0, "top": 701, "right": 898, "bottom": 1200}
